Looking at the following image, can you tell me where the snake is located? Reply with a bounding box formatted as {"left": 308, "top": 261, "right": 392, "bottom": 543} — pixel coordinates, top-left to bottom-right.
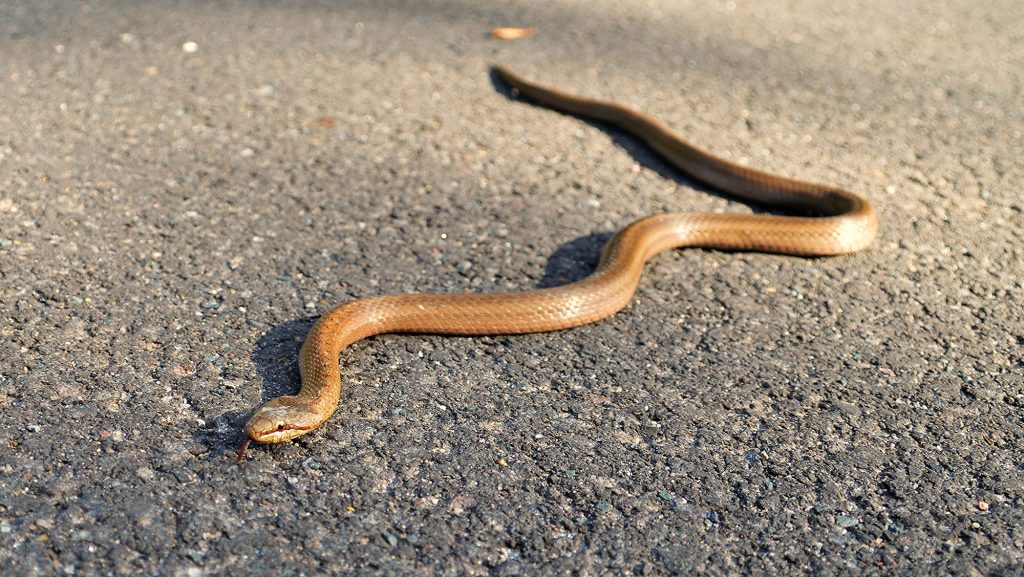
{"left": 237, "top": 66, "right": 877, "bottom": 461}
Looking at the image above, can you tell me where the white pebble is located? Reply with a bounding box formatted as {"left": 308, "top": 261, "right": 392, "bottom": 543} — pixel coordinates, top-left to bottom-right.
{"left": 182, "top": 41, "right": 198, "bottom": 53}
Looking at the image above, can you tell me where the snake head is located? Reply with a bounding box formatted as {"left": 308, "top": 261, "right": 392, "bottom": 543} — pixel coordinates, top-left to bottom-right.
{"left": 243, "top": 397, "right": 322, "bottom": 444}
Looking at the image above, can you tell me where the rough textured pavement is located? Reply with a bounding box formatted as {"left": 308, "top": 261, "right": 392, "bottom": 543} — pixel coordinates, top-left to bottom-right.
{"left": 1, "top": 1, "right": 1022, "bottom": 575}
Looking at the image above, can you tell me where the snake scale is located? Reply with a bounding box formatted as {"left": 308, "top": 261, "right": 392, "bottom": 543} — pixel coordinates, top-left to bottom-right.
{"left": 238, "top": 66, "right": 877, "bottom": 460}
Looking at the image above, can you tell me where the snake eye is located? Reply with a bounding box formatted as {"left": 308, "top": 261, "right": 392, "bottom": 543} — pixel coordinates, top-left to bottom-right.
{"left": 276, "top": 423, "right": 285, "bottom": 431}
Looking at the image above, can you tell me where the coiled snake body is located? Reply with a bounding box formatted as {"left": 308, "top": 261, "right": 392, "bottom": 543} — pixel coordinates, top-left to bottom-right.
{"left": 239, "top": 67, "right": 877, "bottom": 458}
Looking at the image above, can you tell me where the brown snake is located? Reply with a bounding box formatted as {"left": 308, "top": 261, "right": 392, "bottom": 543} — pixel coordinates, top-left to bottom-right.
{"left": 238, "top": 66, "right": 877, "bottom": 460}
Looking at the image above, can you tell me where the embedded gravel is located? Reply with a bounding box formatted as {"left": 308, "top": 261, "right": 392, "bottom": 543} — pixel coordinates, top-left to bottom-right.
{"left": 1, "top": 1, "right": 1022, "bottom": 575}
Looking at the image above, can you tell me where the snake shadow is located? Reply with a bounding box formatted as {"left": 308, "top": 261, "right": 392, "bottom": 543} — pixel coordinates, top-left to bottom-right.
{"left": 488, "top": 66, "right": 797, "bottom": 216}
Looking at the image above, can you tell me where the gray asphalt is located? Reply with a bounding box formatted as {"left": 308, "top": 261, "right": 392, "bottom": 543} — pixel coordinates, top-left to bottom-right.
{"left": 1, "top": 1, "right": 1022, "bottom": 575}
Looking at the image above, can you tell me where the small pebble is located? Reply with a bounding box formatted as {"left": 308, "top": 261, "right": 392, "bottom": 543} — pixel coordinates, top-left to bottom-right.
{"left": 978, "top": 500, "right": 989, "bottom": 511}
{"left": 182, "top": 41, "right": 198, "bottom": 53}
{"left": 836, "top": 515, "right": 859, "bottom": 528}
{"left": 26, "top": 424, "right": 41, "bottom": 433}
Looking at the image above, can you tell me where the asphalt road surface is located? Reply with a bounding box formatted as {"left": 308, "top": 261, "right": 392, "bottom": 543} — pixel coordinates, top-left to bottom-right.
{"left": 1, "top": 1, "right": 1022, "bottom": 575}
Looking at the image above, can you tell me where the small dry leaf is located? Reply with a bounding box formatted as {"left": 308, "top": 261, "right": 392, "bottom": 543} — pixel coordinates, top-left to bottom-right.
{"left": 313, "top": 116, "right": 337, "bottom": 128}
{"left": 490, "top": 27, "right": 536, "bottom": 40}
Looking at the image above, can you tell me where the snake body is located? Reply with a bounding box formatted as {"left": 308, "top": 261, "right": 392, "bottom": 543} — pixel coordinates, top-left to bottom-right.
{"left": 240, "top": 66, "right": 877, "bottom": 454}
